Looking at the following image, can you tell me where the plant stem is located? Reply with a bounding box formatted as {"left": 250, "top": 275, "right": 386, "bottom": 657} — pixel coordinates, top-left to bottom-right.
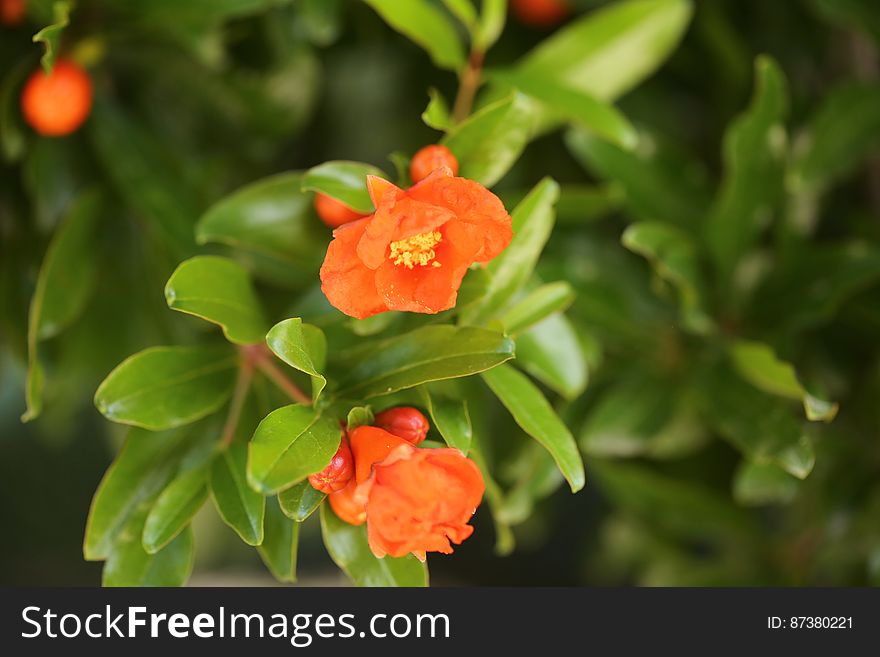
{"left": 220, "top": 359, "right": 254, "bottom": 448}
{"left": 256, "top": 357, "right": 312, "bottom": 405}
{"left": 452, "top": 50, "right": 485, "bottom": 124}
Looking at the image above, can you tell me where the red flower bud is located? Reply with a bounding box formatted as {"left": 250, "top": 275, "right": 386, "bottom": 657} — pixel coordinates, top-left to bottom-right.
{"left": 511, "top": 0, "right": 570, "bottom": 27}
{"left": 308, "top": 439, "right": 354, "bottom": 493}
{"left": 1, "top": 0, "right": 26, "bottom": 25}
{"left": 314, "top": 193, "right": 368, "bottom": 228}
{"left": 374, "top": 406, "right": 430, "bottom": 445}
{"left": 410, "top": 144, "right": 459, "bottom": 183}
{"left": 21, "top": 60, "right": 93, "bottom": 137}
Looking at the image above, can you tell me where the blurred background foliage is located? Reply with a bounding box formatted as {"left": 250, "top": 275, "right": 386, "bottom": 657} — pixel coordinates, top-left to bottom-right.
{"left": 3, "top": 0, "right": 880, "bottom": 585}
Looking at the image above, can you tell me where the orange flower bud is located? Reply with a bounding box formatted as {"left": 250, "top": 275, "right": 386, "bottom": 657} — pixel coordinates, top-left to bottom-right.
{"left": 314, "top": 193, "right": 368, "bottom": 228}
{"left": 327, "top": 425, "right": 485, "bottom": 560}
{"left": 511, "top": 0, "right": 570, "bottom": 27}
{"left": 1, "top": 0, "right": 26, "bottom": 25}
{"left": 320, "top": 168, "right": 512, "bottom": 319}
{"left": 308, "top": 439, "right": 354, "bottom": 493}
{"left": 374, "top": 406, "right": 430, "bottom": 445}
{"left": 21, "top": 60, "right": 93, "bottom": 137}
{"left": 410, "top": 144, "right": 459, "bottom": 183}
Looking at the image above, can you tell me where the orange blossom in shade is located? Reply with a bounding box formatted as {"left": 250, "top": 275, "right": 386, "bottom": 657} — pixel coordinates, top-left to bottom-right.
{"left": 410, "top": 144, "right": 459, "bottom": 183}
{"left": 373, "top": 406, "right": 430, "bottom": 445}
{"left": 314, "top": 193, "right": 368, "bottom": 228}
{"left": 319, "top": 167, "right": 513, "bottom": 319}
{"left": 510, "top": 0, "right": 571, "bottom": 27}
{"left": 21, "top": 60, "right": 93, "bottom": 137}
{"left": 308, "top": 438, "right": 354, "bottom": 493}
{"left": 1, "top": 0, "right": 26, "bottom": 25}
{"left": 328, "top": 425, "right": 485, "bottom": 560}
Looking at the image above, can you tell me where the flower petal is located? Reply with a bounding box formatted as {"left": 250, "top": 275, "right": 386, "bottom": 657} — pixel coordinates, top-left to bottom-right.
{"left": 320, "top": 218, "right": 387, "bottom": 319}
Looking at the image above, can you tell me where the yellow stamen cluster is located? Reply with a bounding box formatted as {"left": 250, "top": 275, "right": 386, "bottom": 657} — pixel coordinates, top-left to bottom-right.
{"left": 389, "top": 230, "right": 443, "bottom": 269}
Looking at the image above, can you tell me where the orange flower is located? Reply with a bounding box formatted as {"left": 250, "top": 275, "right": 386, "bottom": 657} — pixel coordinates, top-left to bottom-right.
{"left": 328, "top": 425, "right": 484, "bottom": 561}
{"left": 319, "top": 167, "right": 512, "bottom": 319}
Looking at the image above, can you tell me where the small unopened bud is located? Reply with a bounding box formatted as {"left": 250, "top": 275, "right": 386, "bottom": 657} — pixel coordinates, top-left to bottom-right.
{"left": 308, "top": 440, "right": 354, "bottom": 493}
{"left": 410, "top": 145, "right": 459, "bottom": 183}
{"left": 373, "top": 406, "right": 430, "bottom": 445}
{"left": 314, "top": 193, "right": 367, "bottom": 228}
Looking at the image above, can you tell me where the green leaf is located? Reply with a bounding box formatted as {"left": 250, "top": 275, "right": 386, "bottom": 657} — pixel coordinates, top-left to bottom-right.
{"left": 210, "top": 442, "right": 266, "bottom": 545}
{"left": 195, "top": 172, "right": 326, "bottom": 266}
{"left": 258, "top": 496, "right": 300, "bottom": 583}
{"left": 515, "top": 313, "right": 588, "bottom": 401}
{"left": 704, "top": 56, "right": 788, "bottom": 278}
{"left": 697, "top": 365, "right": 815, "bottom": 479}
{"left": 475, "top": 0, "right": 506, "bottom": 51}
{"left": 442, "top": 93, "right": 535, "bottom": 187}
{"left": 421, "top": 88, "right": 453, "bottom": 132}
{"left": 265, "top": 318, "right": 327, "bottom": 401}
{"left": 729, "top": 340, "right": 838, "bottom": 422}
{"left": 490, "top": 69, "right": 637, "bottom": 149}
{"left": 481, "top": 363, "right": 585, "bottom": 492}
{"left": 518, "top": 0, "right": 691, "bottom": 102}
{"left": 460, "top": 177, "right": 559, "bottom": 325}
{"left": 247, "top": 404, "right": 342, "bottom": 494}
{"left": 320, "top": 505, "right": 428, "bottom": 587}
{"left": 364, "top": 0, "right": 466, "bottom": 72}
{"left": 278, "top": 480, "right": 326, "bottom": 522}
{"left": 143, "top": 465, "right": 208, "bottom": 554}
{"left": 301, "top": 160, "right": 386, "bottom": 214}
{"left": 165, "top": 256, "right": 268, "bottom": 345}
{"left": 94, "top": 345, "right": 237, "bottom": 431}
{"left": 788, "top": 83, "right": 880, "bottom": 229}
{"left": 23, "top": 189, "right": 103, "bottom": 422}
{"left": 419, "top": 388, "right": 472, "bottom": 453}
{"left": 565, "top": 127, "right": 710, "bottom": 230}
{"left": 337, "top": 325, "right": 515, "bottom": 399}
{"left": 622, "top": 221, "right": 713, "bottom": 333}
{"left": 441, "top": 0, "right": 476, "bottom": 30}
{"left": 33, "top": 1, "right": 71, "bottom": 73}
{"left": 733, "top": 460, "right": 800, "bottom": 506}
{"left": 103, "top": 513, "right": 194, "bottom": 587}
{"left": 84, "top": 426, "right": 212, "bottom": 561}
{"left": 500, "top": 281, "right": 575, "bottom": 335}
{"left": 346, "top": 405, "right": 375, "bottom": 431}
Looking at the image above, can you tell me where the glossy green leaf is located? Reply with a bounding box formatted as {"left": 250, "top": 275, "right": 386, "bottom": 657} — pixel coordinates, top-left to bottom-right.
{"left": 419, "top": 388, "right": 472, "bottom": 453}
{"left": 33, "top": 1, "right": 71, "bottom": 72}
{"left": 301, "top": 160, "right": 386, "bottom": 214}
{"left": 258, "top": 496, "right": 300, "bottom": 583}
{"left": 475, "top": 0, "right": 506, "bottom": 51}
{"left": 481, "top": 364, "right": 585, "bottom": 492}
{"left": 278, "top": 480, "right": 326, "bottom": 522}
{"left": 195, "top": 172, "right": 326, "bottom": 265}
{"left": 441, "top": 0, "right": 476, "bottom": 30}
{"left": 442, "top": 93, "right": 535, "bottom": 187}
{"left": 23, "top": 189, "right": 102, "bottom": 422}
{"left": 565, "top": 127, "right": 710, "bottom": 230}
{"left": 730, "top": 340, "right": 837, "bottom": 422}
{"left": 705, "top": 56, "right": 788, "bottom": 278}
{"left": 697, "top": 365, "right": 815, "bottom": 479}
{"left": 84, "top": 426, "right": 213, "bottom": 561}
{"left": 733, "top": 460, "right": 800, "bottom": 506}
{"left": 337, "top": 325, "right": 515, "bottom": 399}
{"left": 265, "top": 318, "right": 327, "bottom": 401}
{"left": 247, "top": 405, "right": 342, "bottom": 494}
{"left": 622, "top": 221, "right": 713, "bottom": 333}
{"left": 165, "top": 256, "right": 268, "bottom": 345}
{"left": 515, "top": 313, "right": 588, "bottom": 400}
{"left": 94, "top": 345, "right": 237, "bottom": 430}
{"left": 490, "top": 69, "right": 637, "bottom": 149}
{"left": 364, "top": 0, "right": 466, "bottom": 72}
{"left": 143, "top": 465, "right": 208, "bottom": 554}
{"left": 460, "top": 178, "right": 559, "bottom": 325}
{"left": 518, "top": 0, "right": 693, "bottom": 101}
{"left": 320, "top": 505, "right": 428, "bottom": 587}
{"left": 210, "top": 442, "right": 266, "bottom": 545}
{"left": 103, "top": 513, "right": 194, "bottom": 587}
{"left": 422, "top": 88, "right": 453, "bottom": 132}
{"left": 346, "top": 405, "right": 375, "bottom": 431}
{"left": 500, "top": 281, "right": 575, "bottom": 335}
